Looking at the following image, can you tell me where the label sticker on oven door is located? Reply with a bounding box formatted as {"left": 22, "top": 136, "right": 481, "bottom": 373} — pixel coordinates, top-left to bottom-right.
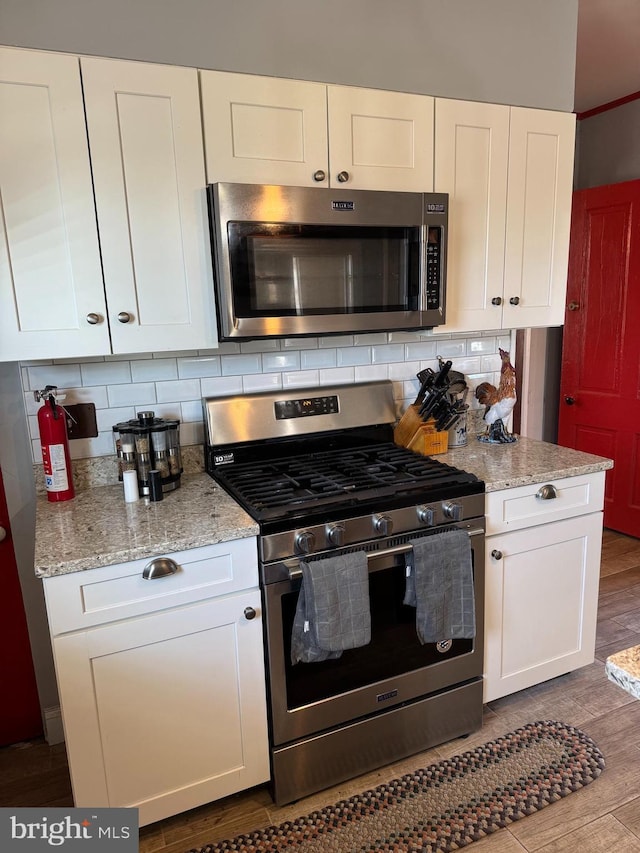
{"left": 377, "top": 689, "right": 398, "bottom": 703}
{"left": 214, "top": 452, "right": 234, "bottom": 466}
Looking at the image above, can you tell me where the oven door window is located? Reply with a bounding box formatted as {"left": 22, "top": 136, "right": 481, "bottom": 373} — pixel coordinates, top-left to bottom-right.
{"left": 281, "top": 561, "right": 473, "bottom": 711}
{"left": 228, "top": 223, "right": 421, "bottom": 317}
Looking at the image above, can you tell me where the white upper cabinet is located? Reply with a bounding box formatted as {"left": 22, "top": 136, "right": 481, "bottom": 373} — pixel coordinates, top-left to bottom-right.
{"left": 81, "top": 57, "right": 218, "bottom": 353}
{"left": 0, "top": 48, "right": 110, "bottom": 360}
{"left": 502, "top": 107, "right": 576, "bottom": 329}
{"left": 200, "top": 71, "right": 434, "bottom": 190}
{"left": 434, "top": 99, "right": 510, "bottom": 333}
{"left": 200, "top": 71, "right": 329, "bottom": 187}
{"left": 435, "top": 99, "right": 575, "bottom": 333}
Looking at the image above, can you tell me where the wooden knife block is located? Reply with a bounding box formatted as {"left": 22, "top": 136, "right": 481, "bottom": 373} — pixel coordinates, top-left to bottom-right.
{"left": 394, "top": 405, "right": 449, "bottom": 455}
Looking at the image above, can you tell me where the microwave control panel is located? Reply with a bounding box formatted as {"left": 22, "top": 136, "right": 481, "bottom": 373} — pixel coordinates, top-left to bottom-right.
{"left": 425, "top": 226, "right": 443, "bottom": 310}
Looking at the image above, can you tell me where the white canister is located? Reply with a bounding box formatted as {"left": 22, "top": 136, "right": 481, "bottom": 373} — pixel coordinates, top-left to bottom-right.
{"left": 448, "top": 412, "right": 468, "bottom": 448}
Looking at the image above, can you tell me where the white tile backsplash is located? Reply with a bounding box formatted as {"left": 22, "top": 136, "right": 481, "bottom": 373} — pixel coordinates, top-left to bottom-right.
{"left": 21, "top": 331, "right": 514, "bottom": 462}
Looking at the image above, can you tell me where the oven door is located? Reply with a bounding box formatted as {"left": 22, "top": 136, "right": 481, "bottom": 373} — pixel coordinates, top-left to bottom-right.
{"left": 262, "top": 523, "right": 484, "bottom": 748}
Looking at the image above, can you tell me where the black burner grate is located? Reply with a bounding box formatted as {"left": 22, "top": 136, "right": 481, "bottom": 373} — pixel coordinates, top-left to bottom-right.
{"left": 213, "top": 442, "right": 480, "bottom": 519}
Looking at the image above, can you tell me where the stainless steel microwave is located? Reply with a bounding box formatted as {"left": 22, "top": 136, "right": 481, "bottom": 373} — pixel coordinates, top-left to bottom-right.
{"left": 206, "top": 182, "right": 448, "bottom": 340}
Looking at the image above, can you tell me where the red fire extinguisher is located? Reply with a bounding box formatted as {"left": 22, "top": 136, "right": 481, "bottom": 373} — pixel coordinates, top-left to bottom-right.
{"left": 34, "top": 386, "right": 75, "bottom": 502}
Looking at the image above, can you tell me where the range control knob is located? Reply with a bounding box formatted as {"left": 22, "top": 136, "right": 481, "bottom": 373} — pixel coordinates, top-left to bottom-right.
{"left": 294, "top": 530, "right": 316, "bottom": 555}
{"left": 327, "top": 523, "right": 345, "bottom": 547}
{"left": 417, "top": 505, "right": 435, "bottom": 526}
{"left": 442, "top": 501, "right": 463, "bottom": 521}
{"left": 373, "top": 515, "right": 393, "bottom": 536}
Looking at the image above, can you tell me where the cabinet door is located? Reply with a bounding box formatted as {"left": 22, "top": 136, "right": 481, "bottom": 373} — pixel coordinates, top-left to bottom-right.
{"left": 502, "top": 108, "right": 575, "bottom": 329}
{"left": 200, "top": 70, "right": 329, "bottom": 186}
{"left": 52, "top": 589, "right": 269, "bottom": 826}
{"left": 81, "top": 57, "right": 217, "bottom": 353}
{"left": 484, "top": 512, "right": 602, "bottom": 703}
{"left": 328, "top": 86, "right": 434, "bottom": 191}
{"left": 0, "top": 48, "right": 109, "bottom": 361}
{"left": 434, "top": 98, "right": 509, "bottom": 333}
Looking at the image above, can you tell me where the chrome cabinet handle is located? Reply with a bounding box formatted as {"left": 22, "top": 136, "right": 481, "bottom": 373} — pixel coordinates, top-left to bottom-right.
{"left": 117, "top": 311, "right": 132, "bottom": 324}
{"left": 142, "top": 557, "right": 179, "bottom": 579}
{"left": 509, "top": 296, "right": 520, "bottom": 305}
{"left": 313, "top": 169, "right": 326, "bottom": 182}
{"left": 491, "top": 549, "right": 503, "bottom": 560}
{"left": 491, "top": 297, "right": 502, "bottom": 306}
{"left": 86, "top": 312, "right": 102, "bottom": 325}
{"left": 337, "top": 170, "right": 350, "bottom": 183}
{"left": 536, "top": 484, "right": 558, "bottom": 501}
{"left": 0, "top": 526, "right": 6, "bottom": 543}
{"left": 244, "top": 607, "right": 257, "bottom": 620}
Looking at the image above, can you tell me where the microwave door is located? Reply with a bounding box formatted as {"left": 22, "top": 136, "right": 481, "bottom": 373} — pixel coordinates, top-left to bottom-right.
{"left": 292, "top": 252, "right": 355, "bottom": 311}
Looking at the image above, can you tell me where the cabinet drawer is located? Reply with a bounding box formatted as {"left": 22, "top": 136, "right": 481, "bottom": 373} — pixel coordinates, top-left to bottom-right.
{"left": 485, "top": 472, "right": 605, "bottom": 536}
{"left": 43, "top": 538, "right": 258, "bottom": 635}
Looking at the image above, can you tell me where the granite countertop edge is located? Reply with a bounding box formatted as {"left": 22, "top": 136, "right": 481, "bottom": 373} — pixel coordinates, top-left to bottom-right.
{"left": 35, "top": 437, "right": 613, "bottom": 579}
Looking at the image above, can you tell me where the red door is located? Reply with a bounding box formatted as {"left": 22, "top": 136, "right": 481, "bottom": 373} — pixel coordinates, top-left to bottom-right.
{"left": 0, "top": 465, "right": 43, "bottom": 744}
{"left": 558, "top": 179, "right": 640, "bottom": 535}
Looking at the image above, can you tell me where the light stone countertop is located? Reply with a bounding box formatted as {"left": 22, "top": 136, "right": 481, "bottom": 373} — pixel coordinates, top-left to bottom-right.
{"left": 35, "top": 474, "right": 258, "bottom": 579}
{"left": 606, "top": 647, "right": 640, "bottom": 700}
{"left": 35, "top": 437, "right": 612, "bottom": 579}
{"left": 438, "top": 435, "right": 613, "bottom": 492}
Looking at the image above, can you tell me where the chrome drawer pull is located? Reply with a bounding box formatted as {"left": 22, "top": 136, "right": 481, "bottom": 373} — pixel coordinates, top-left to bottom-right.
{"left": 142, "top": 557, "right": 179, "bottom": 579}
{"left": 536, "top": 484, "right": 558, "bottom": 500}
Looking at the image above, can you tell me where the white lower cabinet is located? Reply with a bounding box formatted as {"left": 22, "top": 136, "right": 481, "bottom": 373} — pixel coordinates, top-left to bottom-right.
{"left": 483, "top": 473, "right": 605, "bottom": 703}
{"left": 43, "top": 539, "right": 269, "bottom": 827}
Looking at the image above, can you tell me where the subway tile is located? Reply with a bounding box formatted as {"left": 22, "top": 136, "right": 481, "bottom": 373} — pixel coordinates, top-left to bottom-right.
{"left": 282, "top": 337, "right": 318, "bottom": 350}
{"left": 130, "top": 358, "right": 178, "bottom": 383}
{"left": 282, "top": 370, "right": 320, "bottom": 388}
{"left": 434, "top": 340, "right": 467, "bottom": 358}
{"left": 354, "top": 333, "right": 388, "bottom": 346}
{"left": 388, "top": 361, "right": 420, "bottom": 381}
{"left": 206, "top": 342, "right": 241, "bottom": 355}
{"left": 108, "top": 382, "right": 157, "bottom": 408}
{"left": 404, "top": 341, "right": 437, "bottom": 360}
{"left": 27, "top": 414, "right": 39, "bottom": 441}
{"left": 81, "top": 361, "right": 132, "bottom": 386}
{"left": 371, "top": 344, "right": 405, "bottom": 364}
{"left": 319, "top": 335, "right": 354, "bottom": 348}
{"left": 54, "top": 355, "right": 105, "bottom": 364}
{"left": 19, "top": 359, "right": 54, "bottom": 367}
{"left": 355, "top": 365, "right": 389, "bottom": 382}
{"left": 105, "top": 352, "right": 152, "bottom": 361}
{"left": 337, "top": 347, "right": 371, "bottom": 367}
{"left": 467, "top": 337, "right": 497, "bottom": 354}
{"left": 69, "top": 432, "right": 117, "bottom": 459}
{"left": 138, "top": 403, "right": 182, "bottom": 421}
{"left": 31, "top": 437, "right": 42, "bottom": 464}
{"left": 242, "top": 373, "right": 283, "bottom": 393}
{"left": 26, "top": 363, "right": 82, "bottom": 391}
{"left": 177, "top": 356, "right": 221, "bottom": 379}
{"left": 262, "top": 352, "right": 300, "bottom": 372}
{"left": 151, "top": 350, "right": 195, "bottom": 359}
{"left": 155, "top": 378, "right": 202, "bottom": 403}
{"left": 450, "top": 357, "right": 482, "bottom": 375}
{"left": 96, "top": 406, "right": 135, "bottom": 432}
{"left": 481, "top": 353, "right": 504, "bottom": 372}
{"left": 180, "top": 400, "right": 204, "bottom": 422}
{"left": 179, "top": 420, "right": 204, "bottom": 446}
{"left": 301, "top": 349, "right": 337, "bottom": 370}
{"left": 497, "top": 334, "right": 512, "bottom": 351}
{"left": 318, "top": 367, "right": 354, "bottom": 385}
{"left": 388, "top": 332, "right": 422, "bottom": 343}
{"left": 220, "top": 353, "right": 262, "bottom": 375}
{"left": 64, "top": 386, "right": 110, "bottom": 409}
{"left": 200, "top": 376, "right": 243, "bottom": 397}
{"left": 240, "top": 339, "right": 280, "bottom": 353}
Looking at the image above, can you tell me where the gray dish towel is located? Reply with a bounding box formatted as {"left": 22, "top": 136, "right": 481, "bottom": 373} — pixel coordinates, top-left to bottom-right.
{"left": 291, "top": 551, "right": 371, "bottom": 665}
{"left": 404, "top": 529, "right": 475, "bottom": 644}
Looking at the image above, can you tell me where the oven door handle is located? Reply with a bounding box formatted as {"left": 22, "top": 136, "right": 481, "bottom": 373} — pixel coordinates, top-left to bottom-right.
{"left": 287, "top": 526, "right": 484, "bottom": 580}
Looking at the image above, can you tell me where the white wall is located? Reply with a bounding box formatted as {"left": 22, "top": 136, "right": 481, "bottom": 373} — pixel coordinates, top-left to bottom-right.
{"left": 1, "top": 0, "right": 578, "bottom": 111}
{"left": 576, "top": 99, "right": 640, "bottom": 189}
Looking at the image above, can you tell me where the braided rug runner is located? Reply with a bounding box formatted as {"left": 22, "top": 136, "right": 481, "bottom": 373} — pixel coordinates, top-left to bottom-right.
{"left": 189, "top": 721, "right": 605, "bottom": 853}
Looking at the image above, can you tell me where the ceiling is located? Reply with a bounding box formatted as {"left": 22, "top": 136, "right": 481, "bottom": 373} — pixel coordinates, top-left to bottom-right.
{"left": 575, "top": 0, "right": 640, "bottom": 113}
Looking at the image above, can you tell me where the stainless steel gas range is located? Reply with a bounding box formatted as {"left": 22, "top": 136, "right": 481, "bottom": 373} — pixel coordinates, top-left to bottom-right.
{"left": 204, "top": 381, "right": 485, "bottom": 805}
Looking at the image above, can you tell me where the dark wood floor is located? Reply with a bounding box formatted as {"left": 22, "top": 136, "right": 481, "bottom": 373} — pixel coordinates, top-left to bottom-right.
{"left": 3, "top": 528, "right": 640, "bottom": 852}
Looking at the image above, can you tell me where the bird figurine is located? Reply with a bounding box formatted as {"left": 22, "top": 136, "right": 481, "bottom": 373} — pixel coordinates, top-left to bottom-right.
{"left": 475, "top": 348, "right": 518, "bottom": 444}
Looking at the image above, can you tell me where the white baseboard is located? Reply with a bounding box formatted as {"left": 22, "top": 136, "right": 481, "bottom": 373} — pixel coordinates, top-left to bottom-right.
{"left": 43, "top": 706, "right": 65, "bottom": 745}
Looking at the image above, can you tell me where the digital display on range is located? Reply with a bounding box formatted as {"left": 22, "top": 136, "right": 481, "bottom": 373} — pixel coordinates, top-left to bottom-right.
{"left": 274, "top": 395, "right": 339, "bottom": 419}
